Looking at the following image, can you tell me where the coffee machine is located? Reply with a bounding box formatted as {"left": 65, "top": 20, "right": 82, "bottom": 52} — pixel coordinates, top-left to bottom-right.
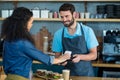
{"left": 102, "top": 30, "right": 120, "bottom": 63}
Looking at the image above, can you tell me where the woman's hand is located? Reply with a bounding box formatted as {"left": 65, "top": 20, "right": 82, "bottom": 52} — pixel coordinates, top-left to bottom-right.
{"left": 59, "top": 53, "right": 71, "bottom": 62}
{"left": 54, "top": 53, "right": 71, "bottom": 64}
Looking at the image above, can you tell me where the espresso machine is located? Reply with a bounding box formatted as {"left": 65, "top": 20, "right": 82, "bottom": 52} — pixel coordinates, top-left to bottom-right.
{"left": 102, "top": 30, "right": 120, "bottom": 63}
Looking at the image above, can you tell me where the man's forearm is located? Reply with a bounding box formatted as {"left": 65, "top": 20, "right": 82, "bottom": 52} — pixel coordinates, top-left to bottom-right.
{"left": 79, "top": 52, "right": 97, "bottom": 61}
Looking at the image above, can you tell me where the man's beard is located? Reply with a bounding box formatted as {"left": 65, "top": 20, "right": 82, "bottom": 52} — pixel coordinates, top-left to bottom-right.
{"left": 63, "top": 18, "right": 74, "bottom": 28}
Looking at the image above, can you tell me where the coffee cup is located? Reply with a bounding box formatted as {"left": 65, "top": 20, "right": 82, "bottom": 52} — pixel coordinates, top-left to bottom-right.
{"left": 62, "top": 69, "right": 70, "bottom": 80}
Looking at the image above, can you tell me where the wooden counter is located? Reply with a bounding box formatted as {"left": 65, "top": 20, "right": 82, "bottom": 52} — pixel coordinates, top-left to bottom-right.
{"left": 1, "top": 74, "right": 120, "bottom": 80}
{"left": 92, "top": 60, "right": 120, "bottom": 68}
{"left": 0, "top": 57, "right": 120, "bottom": 68}
{"left": 33, "top": 60, "right": 120, "bottom": 68}
{"left": 32, "top": 76, "right": 120, "bottom": 80}
{"left": 0, "top": 67, "right": 120, "bottom": 80}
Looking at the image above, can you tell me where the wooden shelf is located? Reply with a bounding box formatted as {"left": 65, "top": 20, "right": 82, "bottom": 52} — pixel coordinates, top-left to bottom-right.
{"left": 0, "top": 18, "right": 120, "bottom": 22}
{"left": 92, "top": 60, "right": 120, "bottom": 68}
{"left": 34, "top": 18, "right": 120, "bottom": 22}
{"left": 0, "top": 18, "right": 4, "bottom": 20}
{"left": 0, "top": 0, "right": 120, "bottom": 2}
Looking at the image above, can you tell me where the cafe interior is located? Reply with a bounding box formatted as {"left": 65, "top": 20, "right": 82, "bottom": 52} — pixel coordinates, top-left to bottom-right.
{"left": 0, "top": 0, "right": 120, "bottom": 80}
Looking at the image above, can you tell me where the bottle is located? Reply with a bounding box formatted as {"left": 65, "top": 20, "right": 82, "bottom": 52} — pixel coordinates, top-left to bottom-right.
{"left": 53, "top": 11, "right": 58, "bottom": 18}
{"left": 106, "top": 30, "right": 112, "bottom": 36}
{"left": 112, "top": 30, "right": 117, "bottom": 36}
{"left": 43, "top": 36, "right": 48, "bottom": 53}
{"left": 116, "top": 30, "right": 120, "bottom": 36}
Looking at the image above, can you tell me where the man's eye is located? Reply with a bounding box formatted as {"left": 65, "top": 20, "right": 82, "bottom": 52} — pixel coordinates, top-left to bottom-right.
{"left": 65, "top": 15, "right": 68, "bottom": 18}
{"left": 61, "top": 16, "right": 63, "bottom": 18}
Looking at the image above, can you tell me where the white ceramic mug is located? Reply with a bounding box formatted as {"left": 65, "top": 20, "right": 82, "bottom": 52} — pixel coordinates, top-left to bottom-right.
{"left": 85, "top": 12, "right": 90, "bottom": 18}
{"left": 48, "top": 12, "right": 53, "bottom": 18}
{"left": 80, "top": 12, "right": 84, "bottom": 19}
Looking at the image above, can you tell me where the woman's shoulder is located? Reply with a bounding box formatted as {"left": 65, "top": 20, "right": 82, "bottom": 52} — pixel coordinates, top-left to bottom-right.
{"left": 16, "top": 40, "right": 32, "bottom": 45}
{"left": 5, "top": 40, "right": 33, "bottom": 47}
{"left": 13, "top": 40, "right": 34, "bottom": 49}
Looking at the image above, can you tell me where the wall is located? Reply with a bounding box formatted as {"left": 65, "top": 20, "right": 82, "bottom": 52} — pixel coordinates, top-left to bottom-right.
{"left": 0, "top": 2, "right": 120, "bottom": 36}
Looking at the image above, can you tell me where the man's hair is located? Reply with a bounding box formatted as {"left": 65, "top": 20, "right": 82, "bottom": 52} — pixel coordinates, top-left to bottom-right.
{"left": 59, "top": 3, "right": 75, "bottom": 14}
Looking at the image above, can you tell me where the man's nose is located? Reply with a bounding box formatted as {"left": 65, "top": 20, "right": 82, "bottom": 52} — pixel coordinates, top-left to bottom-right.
{"left": 62, "top": 17, "right": 67, "bottom": 22}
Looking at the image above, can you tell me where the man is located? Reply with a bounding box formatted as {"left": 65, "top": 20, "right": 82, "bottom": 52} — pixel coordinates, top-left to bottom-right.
{"left": 52, "top": 3, "right": 99, "bottom": 77}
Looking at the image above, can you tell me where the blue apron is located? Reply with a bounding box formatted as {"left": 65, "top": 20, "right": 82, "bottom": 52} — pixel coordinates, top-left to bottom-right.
{"left": 62, "top": 25, "right": 94, "bottom": 77}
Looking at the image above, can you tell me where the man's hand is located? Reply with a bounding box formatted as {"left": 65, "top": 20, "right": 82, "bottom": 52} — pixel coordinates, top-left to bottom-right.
{"left": 72, "top": 54, "right": 81, "bottom": 63}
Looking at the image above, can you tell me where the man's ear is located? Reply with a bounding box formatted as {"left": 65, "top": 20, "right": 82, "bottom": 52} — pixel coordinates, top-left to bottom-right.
{"left": 73, "top": 12, "right": 76, "bottom": 18}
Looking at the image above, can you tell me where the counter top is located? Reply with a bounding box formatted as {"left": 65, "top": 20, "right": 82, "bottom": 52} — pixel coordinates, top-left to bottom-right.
{"left": 33, "top": 60, "right": 120, "bottom": 68}
{"left": 0, "top": 57, "right": 120, "bottom": 68}
{"left": 0, "top": 67, "right": 120, "bottom": 80}
{"left": 92, "top": 60, "right": 120, "bottom": 68}
{"left": 33, "top": 76, "right": 120, "bottom": 80}
{"left": 1, "top": 74, "right": 120, "bottom": 80}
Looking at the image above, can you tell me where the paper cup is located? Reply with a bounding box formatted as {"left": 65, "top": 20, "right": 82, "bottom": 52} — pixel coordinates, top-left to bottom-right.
{"left": 62, "top": 69, "right": 70, "bottom": 80}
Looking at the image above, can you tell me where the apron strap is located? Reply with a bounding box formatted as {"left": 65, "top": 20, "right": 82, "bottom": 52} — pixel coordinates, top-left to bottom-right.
{"left": 62, "top": 28, "right": 65, "bottom": 53}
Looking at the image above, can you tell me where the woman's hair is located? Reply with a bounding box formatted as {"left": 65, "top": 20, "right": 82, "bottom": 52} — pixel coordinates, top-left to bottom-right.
{"left": 59, "top": 3, "right": 75, "bottom": 15}
{"left": 1, "top": 7, "right": 34, "bottom": 44}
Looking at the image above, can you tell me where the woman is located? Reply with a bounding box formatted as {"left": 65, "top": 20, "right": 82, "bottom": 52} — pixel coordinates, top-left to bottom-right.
{"left": 1, "top": 7, "right": 70, "bottom": 80}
